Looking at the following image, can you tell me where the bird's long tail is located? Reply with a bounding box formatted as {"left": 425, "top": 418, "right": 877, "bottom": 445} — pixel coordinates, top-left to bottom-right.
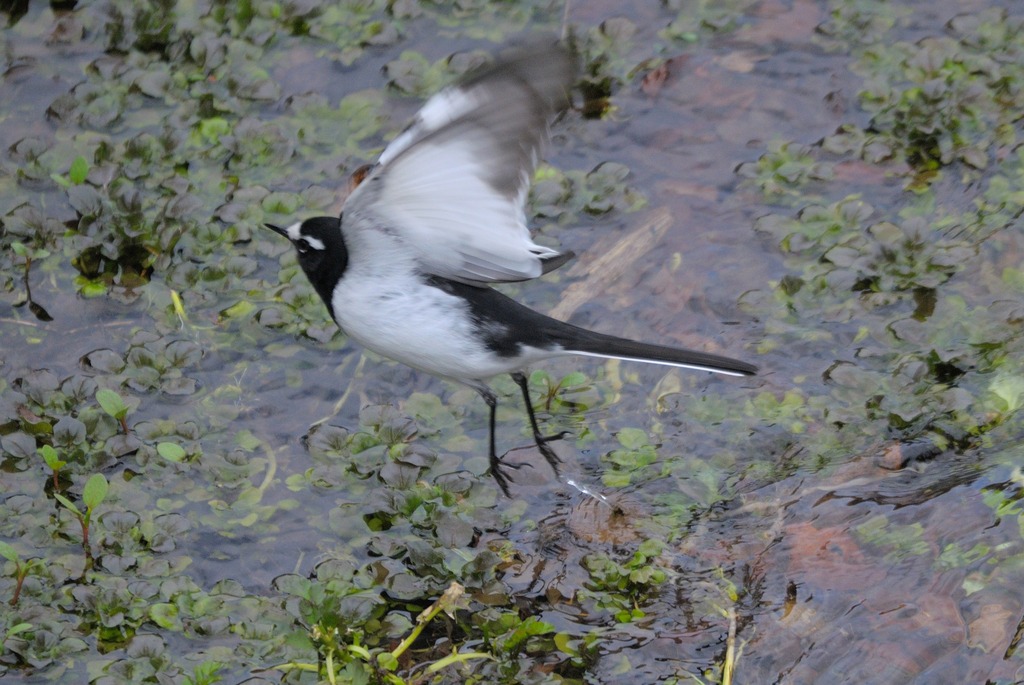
{"left": 554, "top": 325, "right": 757, "bottom": 377}
{"left": 427, "top": 277, "right": 757, "bottom": 377}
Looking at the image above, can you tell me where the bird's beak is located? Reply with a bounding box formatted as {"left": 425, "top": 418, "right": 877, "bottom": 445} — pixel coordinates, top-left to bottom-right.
{"left": 264, "top": 223, "right": 287, "bottom": 237}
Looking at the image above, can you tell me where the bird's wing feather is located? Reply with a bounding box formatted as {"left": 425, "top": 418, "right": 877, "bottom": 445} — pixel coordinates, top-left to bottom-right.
{"left": 344, "top": 41, "right": 576, "bottom": 284}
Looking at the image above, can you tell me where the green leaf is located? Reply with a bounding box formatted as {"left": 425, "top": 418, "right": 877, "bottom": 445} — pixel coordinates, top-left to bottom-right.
{"left": 157, "top": 442, "right": 187, "bottom": 462}
{"left": 54, "top": 493, "right": 82, "bottom": 517}
{"left": 637, "top": 538, "right": 663, "bottom": 558}
{"left": 376, "top": 652, "right": 399, "bottom": 671}
{"left": 260, "top": 191, "right": 301, "bottom": 214}
{"left": 234, "top": 430, "right": 261, "bottom": 452}
{"left": 603, "top": 471, "right": 631, "bottom": 488}
{"left": 284, "top": 630, "right": 315, "bottom": 651}
{"left": 553, "top": 632, "right": 579, "bottom": 656}
{"left": 149, "top": 603, "right": 180, "bottom": 629}
{"left": 185, "top": 661, "right": 224, "bottom": 685}
{"left": 990, "top": 375, "right": 1024, "bottom": 413}
{"left": 559, "top": 371, "right": 588, "bottom": 388}
{"left": 69, "top": 155, "right": 89, "bottom": 184}
{"left": 96, "top": 388, "right": 128, "bottom": 419}
{"left": 198, "top": 117, "right": 230, "bottom": 143}
{"left": 83, "top": 473, "right": 109, "bottom": 509}
{"left": 6, "top": 623, "right": 33, "bottom": 638}
{"left": 23, "top": 418, "right": 53, "bottom": 436}
{"left": 0, "top": 540, "right": 19, "bottom": 562}
{"left": 616, "top": 427, "right": 649, "bottom": 450}
{"left": 11, "top": 241, "right": 28, "bottom": 257}
{"left": 78, "top": 279, "right": 108, "bottom": 297}
{"left": 219, "top": 300, "right": 255, "bottom": 320}
{"left": 38, "top": 444, "right": 65, "bottom": 469}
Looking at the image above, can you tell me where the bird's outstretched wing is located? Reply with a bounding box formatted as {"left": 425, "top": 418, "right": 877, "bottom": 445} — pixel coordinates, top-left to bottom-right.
{"left": 343, "top": 41, "right": 576, "bottom": 284}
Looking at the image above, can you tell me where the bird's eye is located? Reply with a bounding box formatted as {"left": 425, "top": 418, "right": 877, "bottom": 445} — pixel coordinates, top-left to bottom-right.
{"left": 296, "top": 239, "right": 310, "bottom": 254}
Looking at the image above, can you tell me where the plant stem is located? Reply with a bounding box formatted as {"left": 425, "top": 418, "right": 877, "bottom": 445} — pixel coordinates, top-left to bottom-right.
{"left": 80, "top": 516, "right": 93, "bottom": 565}
{"left": 424, "top": 650, "right": 493, "bottom": 674}
{"left": 10, "top": 567, "right": 25, "bottom": 606}
{"left": 391, "top": 601, "right": 443, "bottom": 661}
{"left": 722, "top": 606, "right": 737, "bottom": 685}
{"left": 325, "top": 645, "right": 337, "bottom": 685}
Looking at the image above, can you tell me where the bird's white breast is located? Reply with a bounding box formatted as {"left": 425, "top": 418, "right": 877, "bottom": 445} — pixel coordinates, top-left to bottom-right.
{"left": 329, "top": 225, "right": 528, "bottom": 381}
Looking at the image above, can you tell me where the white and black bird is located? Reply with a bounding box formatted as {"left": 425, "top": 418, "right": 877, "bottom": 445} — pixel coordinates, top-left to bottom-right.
{"left": 265, "top": 42, "right": 757, "bottom": 494}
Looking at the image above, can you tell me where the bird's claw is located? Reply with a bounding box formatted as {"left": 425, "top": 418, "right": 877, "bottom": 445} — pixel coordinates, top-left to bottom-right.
{"left": 489, "top": 456, "right": 520, "bottom": 497}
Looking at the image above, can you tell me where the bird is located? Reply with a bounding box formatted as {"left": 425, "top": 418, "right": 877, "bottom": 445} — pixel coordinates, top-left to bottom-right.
{"left": 265, "top": 41, "right": 757, "bottom": 494}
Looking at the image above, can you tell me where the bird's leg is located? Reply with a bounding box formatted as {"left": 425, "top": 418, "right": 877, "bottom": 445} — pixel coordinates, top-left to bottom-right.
{"left": 475, "top": 386, "right": 515, "bottom": 496}
{"left": 511, "top": 372, "right": 568, "bottom": 477}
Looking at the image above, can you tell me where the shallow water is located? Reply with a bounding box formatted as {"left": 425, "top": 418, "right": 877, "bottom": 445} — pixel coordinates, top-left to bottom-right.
{"left": 2, "top": 1, "right": 1024, "bottom": 683}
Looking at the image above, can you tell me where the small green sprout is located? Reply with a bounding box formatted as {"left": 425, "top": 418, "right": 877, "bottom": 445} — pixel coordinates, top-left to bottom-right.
{"left": 10, "top": 240, "right": 50, "bottom": 262}
{"left": 10, "top": 240, "right": 53, "bottom": 321}
{"left": 54, "top": 473, "right": 109, "bottom": 563}
{"left": 5, "top": 621, "right": 33, "bottom": 641}
{"left": 50, "top": 155, "right": 90, "bottom": 187}
{"left": 96, "top": 388, "right": 131, "bottom": 434}
{"left": 0, "top": 541, "right": 43, "bottom": 606}
{"left": 69, "top": 155, "right": 89, "bottom": 184}
{"left": 38, "top": 444, "right": 66, "bottom": 490}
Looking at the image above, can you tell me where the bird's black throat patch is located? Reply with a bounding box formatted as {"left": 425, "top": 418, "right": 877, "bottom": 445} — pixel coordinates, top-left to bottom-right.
{"left": 294, "top": 216, "right": 348, "bottom": 322}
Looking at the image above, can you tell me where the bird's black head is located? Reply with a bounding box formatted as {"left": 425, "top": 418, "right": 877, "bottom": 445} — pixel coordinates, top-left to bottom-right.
{"left": 265, "top": 216, "right": 347, "bottom": 320}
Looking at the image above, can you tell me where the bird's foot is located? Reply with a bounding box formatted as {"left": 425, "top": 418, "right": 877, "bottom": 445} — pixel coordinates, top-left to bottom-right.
{"left": 489, "top": 452, "right": 526, "bottom": 497}
{"left": 489, "top": 432, "right": 571, "bottom": 496}
{"left": 535, "top": 430, "right": 571, "bottom": 447}
{"left": 533, "top": 431, "right": 569, "bottom": 476}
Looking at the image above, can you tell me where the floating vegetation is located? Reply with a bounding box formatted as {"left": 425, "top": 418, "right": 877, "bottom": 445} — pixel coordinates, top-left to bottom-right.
{"left": 1, "top": 0, "right": 1023, "bottom": 682}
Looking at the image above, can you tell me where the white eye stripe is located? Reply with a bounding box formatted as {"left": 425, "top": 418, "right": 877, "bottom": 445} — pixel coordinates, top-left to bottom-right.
{"left": 285, "top": 221, "right": 326, "bottom": 251}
